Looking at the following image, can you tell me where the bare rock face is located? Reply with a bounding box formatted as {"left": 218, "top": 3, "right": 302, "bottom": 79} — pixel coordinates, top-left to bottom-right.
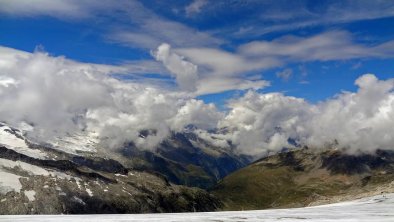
{"left": 0, "top": 144, "right": 221, "bottom": 214}
{"left": 0, "top": 122, "right": 242, "bottom": 214}
{"left": 113, "top": 132, "right": 251, "bottom": 189}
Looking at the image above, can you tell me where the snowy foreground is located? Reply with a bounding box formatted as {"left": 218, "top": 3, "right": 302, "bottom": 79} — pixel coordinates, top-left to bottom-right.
{"left": 1, "top": 194, "right": 393, "bottom": 222}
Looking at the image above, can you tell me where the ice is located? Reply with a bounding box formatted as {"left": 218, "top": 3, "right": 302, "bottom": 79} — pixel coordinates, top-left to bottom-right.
{"left": 0, "top": 193, "right": 393, "bottom": 221}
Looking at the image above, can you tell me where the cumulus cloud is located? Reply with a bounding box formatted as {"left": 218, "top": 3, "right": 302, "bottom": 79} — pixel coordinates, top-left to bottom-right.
{"left": 152, "top": 43, "right": 198, "bottom": 91}
{"left": 213, "top": 74, "right": 394, "bottom": 156}
{"left": 1, "top": 45, "right": 393, "bottom": 157}
{"left": 152, "top": 44, "right": 272, "bottom": 95}
{"left": 0, "top": 46, "right": 221, "bottom": 150}
{"left": 216, "top": 92, "right": 311, "bottom": 155}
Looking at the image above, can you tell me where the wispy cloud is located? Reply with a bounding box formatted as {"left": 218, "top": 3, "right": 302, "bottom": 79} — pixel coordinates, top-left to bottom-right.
{"left": 203, "top": 0, "right": 394, "bottom": 38}
{"left": 185, "top": 0, "right": 208, "bottom": 17}
{"left": 98, "top": 0, "right": 219, "bottom": 49}
{"left": 0, "top": 0, "right": 119, "bottom": 19}
{"left": 239, "top": 31, "right": 394, "bottom": 61}
{"left": 0, "top": 0, "right": 223, "bottom": 49}
{"left": 152, "top": 31, "right": 394, "bottom": 95}
{"left": 276, "top": 68, "right": 293, "bottom": 81}
{"left": 106, "top": 1, "right": 223, "bottom": 49}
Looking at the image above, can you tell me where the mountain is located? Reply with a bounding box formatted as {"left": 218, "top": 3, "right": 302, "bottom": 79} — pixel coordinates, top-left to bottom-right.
{"left": 212, "top": 147, "right": 394, "bottom": 211}
{"left": 3, "top": 120, "right": 394, "bottom": 215}
{"left": 0, "top": 123, "right": 221, "bottom": 214}
{"left": 106, "top": 131, "right": 251, "bottom": 189}
{"left": 1, "top": 121, "right": 250, "bottom": 189}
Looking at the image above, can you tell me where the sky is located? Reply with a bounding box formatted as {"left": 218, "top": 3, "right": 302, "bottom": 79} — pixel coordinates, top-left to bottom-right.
{"left": 1, "top": 0, "right": 394, "bottom": 156}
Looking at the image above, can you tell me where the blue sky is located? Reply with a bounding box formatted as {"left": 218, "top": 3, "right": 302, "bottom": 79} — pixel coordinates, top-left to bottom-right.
{"left": 1, "top": 0, "right": 394, "bottom": 107}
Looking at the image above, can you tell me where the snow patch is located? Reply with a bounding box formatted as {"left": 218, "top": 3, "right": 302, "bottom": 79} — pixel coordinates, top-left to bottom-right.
{"left": 0, "top": 125, "right": 47, "bottom": 159}
{"left": 0, "top": 158, "right": 83, "bottom": 181}
{"left": 0, "top": 158, "right": 50, "bottom": 176}
{"left": 49, "top": 132, "right": 98, "bottom": 155}
{"left": 0, "top": 170, "right": 22, "bottom": 194}
{"left": 72, "top": 196, "right": 86, "bottom": 205}
{"left": 24, "top": 190, "right": 36, "bottom": 202}
{"left": 85, "top": 188, "right": 93, "bottom": 197}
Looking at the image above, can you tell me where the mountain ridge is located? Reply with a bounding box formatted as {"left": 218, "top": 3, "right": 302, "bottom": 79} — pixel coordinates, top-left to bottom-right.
{"left": 212, "top": 147, "right": 394, "bottom": 210}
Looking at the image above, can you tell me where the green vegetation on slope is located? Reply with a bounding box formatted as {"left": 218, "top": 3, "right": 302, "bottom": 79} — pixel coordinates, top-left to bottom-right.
{"left": 212, "top": 148, "right": 394, "bottom": 210}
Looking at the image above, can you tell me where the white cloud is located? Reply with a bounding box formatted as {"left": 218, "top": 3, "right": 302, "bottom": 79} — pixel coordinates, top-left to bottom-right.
{"left": 106, "top": 1, "right": 222, "bottom": 49}
{"left": 168, "top": 99, "right": 223, "bottom": 131}
{"left": 153, "top": 31, "right": 394, "bottom": 95}
{"left": 0, "top": 76, "right": 17, "bottom": 88}
{"left": 276, "top": 68, "right": 293, "bottom": 81}
{"left": 0, "top": 46, "right": 221, "bottom": 150}
{"left": 196, "top": 77, "right": 269, "bottom": 95}
{"left": 185, "top": 0, "right": 208, "bottom": 17}
{"left": 215, "top": 74, "right": 394, "bottom": 156}
{"left": 1, "top": 45, "right": 394, "bottom": 157}
{"left": 0, "top": 0, "right": 222, "bottom": 49}
{"left": 176, "top": 47, "right": 280, "bottom": 76}
{"left": 217, "top": 92, "right": 311, "bottom": 155}
{"left": 0, "top": 0, "right": 119, "bottom": 19}
{"left": 152, "top": 43, "right": 198, "bottom": 91}
{"left": 212, "top": 0, "right": 394, "bottom": 38}
{"left": 0, "top": 0, "right": 85, "bottom": 18}
{"left": 153, "top": 44, "right": 273, "bottom": 95}
{"left": 238, "top": 31, "right": 394, "bottom": 61}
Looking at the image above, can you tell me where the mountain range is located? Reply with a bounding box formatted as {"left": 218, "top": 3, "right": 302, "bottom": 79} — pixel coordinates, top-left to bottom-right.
{"left": 1, "top": 122, "right": 393, "bottom": 214}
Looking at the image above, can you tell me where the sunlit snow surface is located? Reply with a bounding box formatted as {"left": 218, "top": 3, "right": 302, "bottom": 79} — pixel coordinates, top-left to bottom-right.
{"left": 1, "top": 194, "right": 393, "bottom": 222}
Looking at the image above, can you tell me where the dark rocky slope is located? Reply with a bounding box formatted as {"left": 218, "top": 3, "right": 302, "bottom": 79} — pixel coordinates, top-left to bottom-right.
{"left": 102, "top": 132, "right": 251, "bottom": 189}
{"left": 0, "top": 145, "right": 221, "bottom": 214}
{"left": 212, "top": 148, "right": 394, "bottom": 210}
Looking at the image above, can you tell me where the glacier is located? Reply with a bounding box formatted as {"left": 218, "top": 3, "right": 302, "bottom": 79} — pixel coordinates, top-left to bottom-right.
{"left": 0, "top": 193, "right": 393, "bottom": 222}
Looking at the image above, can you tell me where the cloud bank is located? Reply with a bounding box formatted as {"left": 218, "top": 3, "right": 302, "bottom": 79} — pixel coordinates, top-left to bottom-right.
{"left": 211, "top": 74, "right": 394, "bottom": 155}
{"left": 0, "top": 45, "right": 393, "bottom": 157}
{"left": 0, "top": 46, "right": 221, "bottom": 150}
